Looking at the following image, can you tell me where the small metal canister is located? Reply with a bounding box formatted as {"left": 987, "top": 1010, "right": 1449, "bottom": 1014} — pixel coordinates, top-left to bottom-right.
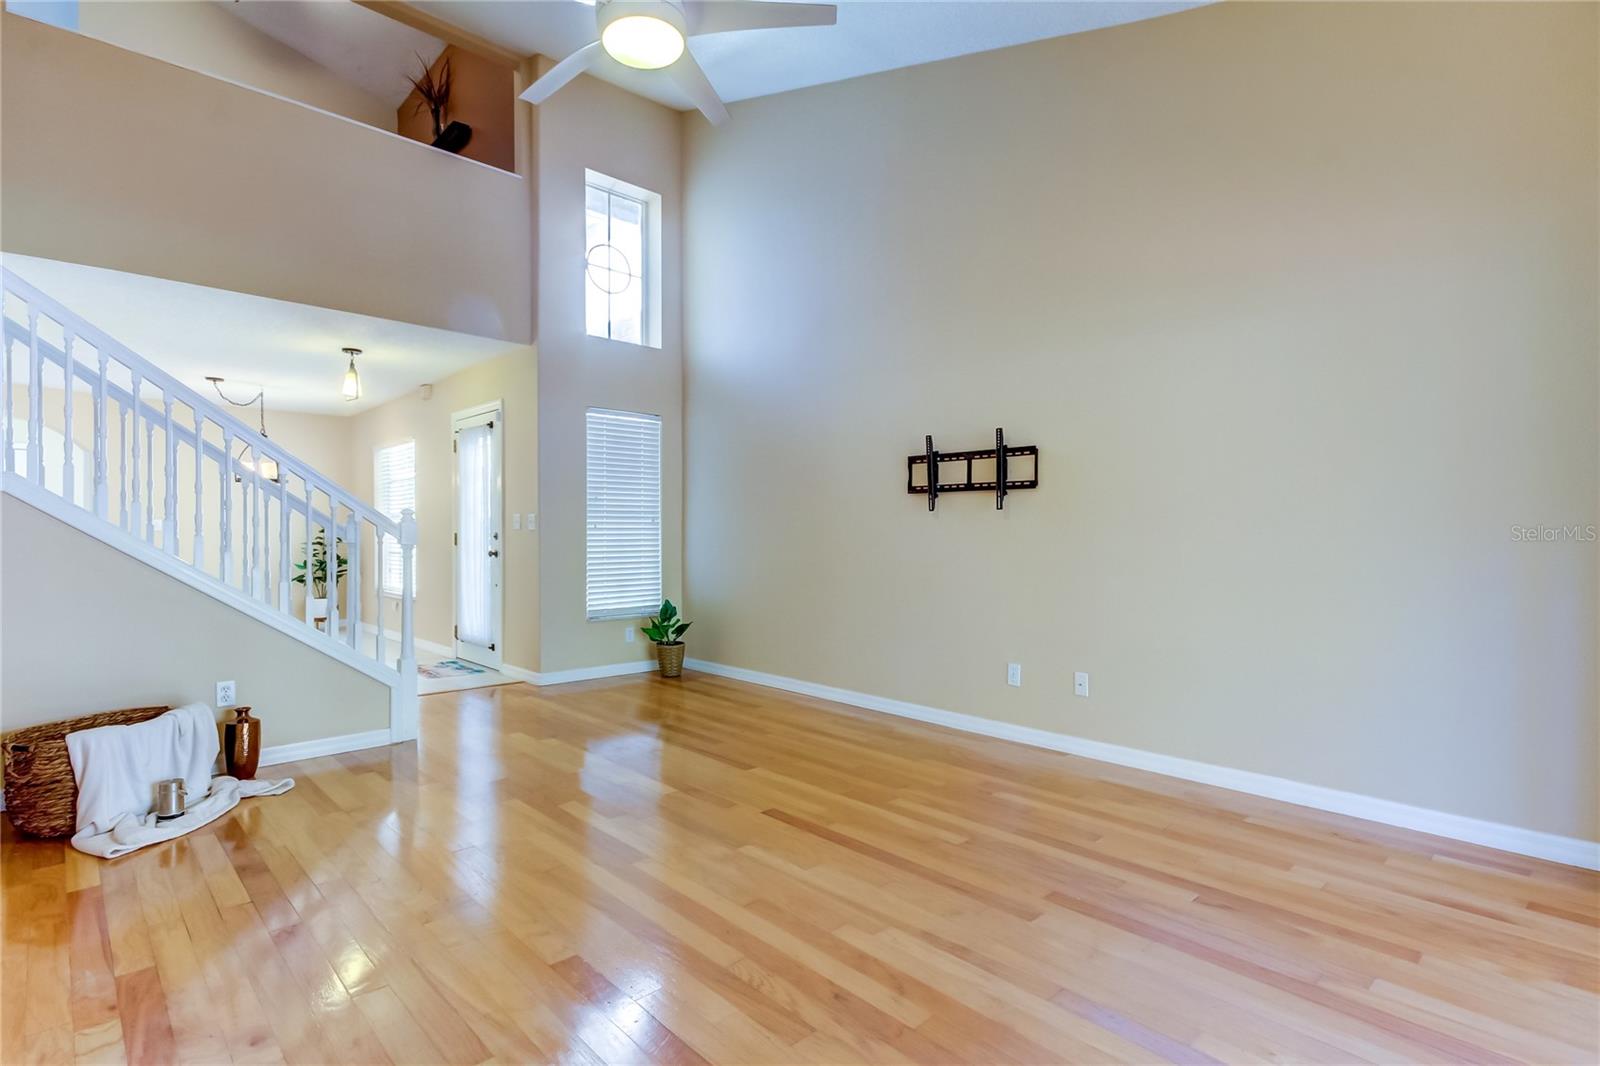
{"left": 154, "top": 779, "right": 187, "bottom": 821}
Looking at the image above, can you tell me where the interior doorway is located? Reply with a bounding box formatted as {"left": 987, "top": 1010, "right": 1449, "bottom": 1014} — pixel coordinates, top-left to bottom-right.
{"left": 452, "top": 402, "right": 503, "bottom": 669}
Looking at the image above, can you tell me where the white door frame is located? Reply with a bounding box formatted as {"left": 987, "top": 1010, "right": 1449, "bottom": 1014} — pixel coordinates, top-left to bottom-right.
{"left": 451, "top": 401, "right": 503, "bottom": 668}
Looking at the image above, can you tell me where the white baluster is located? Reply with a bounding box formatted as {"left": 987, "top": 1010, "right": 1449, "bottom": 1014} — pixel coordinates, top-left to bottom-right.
{"left": 193, "top": 412, "right": 205, "bottom": 564}
{"left": 303, "top": 483, "right": 316, "bottom": 626}
{"left": 163, "top": 396, "right": 177, "bottom": 553}
{"left": 118, "top": 404, "right": 129, "bottom": 531}
{"left": 220, "top": 427, "right": 233, "bottom": 584}
{"left": 374, "top": 528, "right": 388, "bottom": 667}
{"left": 241, "top": 454, "right": 253, "bottom": 594}
{"left": 94, "top": 349, "right": 108, "bottom": 519}
{"left": 61, "top": 331, "right": 75, "bottom": 505}
{"left": 144, "top": 418, "right": 155, "bottom": 544}
{"left": 252, "top": 443, "right": 265, "bottom": 600}
{"left": 26, "top": 307, "right": 42, "bottom": 484}
{"left": 347, "top": 514, "right": 361, "bottom": 650}
{"left": 2, "top": 317, "right": 13, "bottom": 476}
{"left": 129, "top": 372, "right": 142, "bottom": 535}
{"left": 327, "top": 503, "right": 341, "bottom": 642}
{"left": 400, "top": 507, "right": 417, "bottom": 680}
{"left": 278, "top": 479, "right": 291, "bottom": 613}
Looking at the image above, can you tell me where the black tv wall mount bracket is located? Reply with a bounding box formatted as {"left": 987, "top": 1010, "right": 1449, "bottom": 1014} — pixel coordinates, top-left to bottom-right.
{"left": 907, "top": 428, "right": 1038, "bottom": 512}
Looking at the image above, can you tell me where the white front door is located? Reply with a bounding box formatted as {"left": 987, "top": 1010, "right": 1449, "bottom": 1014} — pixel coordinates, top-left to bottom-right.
{"left": 452, "top": 403, "right": 503, "bottom": 668}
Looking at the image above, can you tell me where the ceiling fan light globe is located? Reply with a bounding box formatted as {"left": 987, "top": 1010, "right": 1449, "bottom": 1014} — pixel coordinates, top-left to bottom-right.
{"left": 601, "top": 15, "right": 685, "bottom": 70}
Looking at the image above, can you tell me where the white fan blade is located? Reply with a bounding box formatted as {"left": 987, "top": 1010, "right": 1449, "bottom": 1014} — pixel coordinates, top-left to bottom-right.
{"left": 520, "top": 41, "right": 604, "bottom": 104}
{"left": 686, "top": 2, "right": 836, "bottom": 37}
{"left": 670, "top": 50, "right": 730, "bottom": 125}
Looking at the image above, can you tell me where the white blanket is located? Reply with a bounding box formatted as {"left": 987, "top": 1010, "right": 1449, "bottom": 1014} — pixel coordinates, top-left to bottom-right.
{"left": 65, "top": 702, "right": 293, "bottom": 859}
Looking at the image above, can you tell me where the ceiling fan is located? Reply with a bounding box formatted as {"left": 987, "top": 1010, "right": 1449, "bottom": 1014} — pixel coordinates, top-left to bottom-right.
{"left": 520, "top": 0, "right": 837, "bottom": 125}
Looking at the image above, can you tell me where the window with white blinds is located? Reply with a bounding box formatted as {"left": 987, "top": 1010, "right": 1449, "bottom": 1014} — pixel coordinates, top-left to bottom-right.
{"left": 586, "top": 408, "right": 662, "bottom": 619}
{"left": 374, "top": 440, "right": 416, "bottom": 597}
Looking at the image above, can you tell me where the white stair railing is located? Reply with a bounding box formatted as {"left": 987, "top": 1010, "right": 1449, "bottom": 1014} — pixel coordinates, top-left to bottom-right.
{"left": 1, "top": 268, "right": 418, "bottom": 740}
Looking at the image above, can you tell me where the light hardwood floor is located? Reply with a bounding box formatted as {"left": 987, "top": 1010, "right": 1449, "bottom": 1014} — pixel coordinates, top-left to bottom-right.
{"left": 2, "top": 673, "right": 1596, "bottom": 1064}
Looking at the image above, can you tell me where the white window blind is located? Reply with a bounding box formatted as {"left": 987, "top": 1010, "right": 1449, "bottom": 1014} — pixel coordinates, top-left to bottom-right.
{"left": 374, "top": 440, "right": 416, "bottom": 597}
{"left": 586, "top": 409, "right": 661, "bottom": 619}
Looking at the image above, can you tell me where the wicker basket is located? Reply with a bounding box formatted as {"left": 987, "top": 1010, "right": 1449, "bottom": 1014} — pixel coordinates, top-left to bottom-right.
{"left": 2, "top": 705, "right": 170, "bottom": 838}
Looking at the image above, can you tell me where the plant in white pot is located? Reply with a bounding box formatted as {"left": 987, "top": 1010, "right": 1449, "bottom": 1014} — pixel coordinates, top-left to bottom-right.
{"left": 641, "top": 600, "right": 691, "bottom": 678}
{"left": 292, "top": 532, "right": 347, "bottom": 631}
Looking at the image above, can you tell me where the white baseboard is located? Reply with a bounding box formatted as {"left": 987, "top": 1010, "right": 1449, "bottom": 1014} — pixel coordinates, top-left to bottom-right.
{"left": 685, "top": 658, "right": 1600, "bottom": 871}
{"left": 500, "top": 660, "right": 655, "bottom": 687}
{"left": 258, "top": 728, "right": 394, "bottom": 768}
{"left": 359, "top": 624, "right": 452, "bottom": 660}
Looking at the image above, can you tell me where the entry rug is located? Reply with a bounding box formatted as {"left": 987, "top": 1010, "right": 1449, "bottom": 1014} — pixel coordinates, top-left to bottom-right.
{"left": 418, "top": 658, "right": 489, "bottom": 679}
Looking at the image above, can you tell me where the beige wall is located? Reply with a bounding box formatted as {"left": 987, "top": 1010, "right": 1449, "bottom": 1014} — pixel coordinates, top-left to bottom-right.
{"left": 534, "top": 71, "right": 684, "bottom": 674}
{"left": 0, "top": 494, "right": 390, "bottom": 747}
{"left": 345, "top": 352, "right": 539, "bottom": 664}
{"left": 75, "top": 0, "right": 395, "bottom": 130}
{"left": 1, "top": 12, "right": 532, "bottom": 343}
{"left": 682, "top": 2, "right": 1600, "bottom": 840}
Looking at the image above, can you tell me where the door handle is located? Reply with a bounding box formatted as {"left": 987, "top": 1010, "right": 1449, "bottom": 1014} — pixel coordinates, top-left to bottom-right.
{"left": 488, "top": 550, "right": 499, "bottom": 558}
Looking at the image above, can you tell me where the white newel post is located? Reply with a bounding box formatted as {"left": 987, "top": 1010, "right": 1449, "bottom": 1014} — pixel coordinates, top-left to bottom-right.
{"left": 392, "top": 507, "right": 419, "bottom": 743}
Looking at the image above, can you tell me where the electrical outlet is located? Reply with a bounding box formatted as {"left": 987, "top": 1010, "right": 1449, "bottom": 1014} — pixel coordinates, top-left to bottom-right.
{"left": 1006, "top": 663, "right": 1022, "bottom": 687}
{"left": 216, "top": 680, "right": 237, "bottom": 707}
{"left": 511, "top": 513, "right": 521, "bottom": 530}
{"left": 624, "top": 627, "right": 635, "bottom": 644}
{"left": 1074, "top": 672, "right": 1090, "bottom": 697}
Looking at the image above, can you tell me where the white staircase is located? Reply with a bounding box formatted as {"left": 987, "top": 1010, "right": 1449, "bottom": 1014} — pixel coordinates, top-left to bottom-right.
{"left": 0, "top": 267, "right": 419, "bottom": 740}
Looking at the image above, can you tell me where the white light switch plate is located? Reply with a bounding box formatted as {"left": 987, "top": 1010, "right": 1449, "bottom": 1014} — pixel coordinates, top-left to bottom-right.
{"left": 527, "top": 512, "right": 537, "bottom": 530}
{"left": 1074, "top": 672, "right": 1090, "bottom": 697}
{"left": 511, "top": 513, "right": 521, "bottom": 530}
{"left": 1006, "top": 663, "right": 1022, "bottom": 687}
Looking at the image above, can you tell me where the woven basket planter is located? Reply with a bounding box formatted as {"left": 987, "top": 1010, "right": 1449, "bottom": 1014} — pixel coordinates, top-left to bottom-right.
{"left": 656, "top": 643, "right": 686, "bottom": 678}
{"left": 2, "top": 705, "right": 170, "bottom": 838}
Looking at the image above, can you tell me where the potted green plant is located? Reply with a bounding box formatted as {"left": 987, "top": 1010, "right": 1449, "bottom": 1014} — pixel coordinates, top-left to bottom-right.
{"left": 640, "top": 599, "right": 691, "bottom": 678}
{"left": 292, "top": 531, "right": 347, "bottom": 629}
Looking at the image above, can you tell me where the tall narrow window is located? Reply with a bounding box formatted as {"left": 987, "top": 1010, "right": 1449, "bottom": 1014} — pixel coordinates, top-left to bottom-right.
{"left": 374, "top": 440, "right": 416, "bottom": 596}
{"left": 586, "top": 408, "right": 661, "bottom": 619}
{"left": 585, "top": 170, "right": 662, "bottom": 348}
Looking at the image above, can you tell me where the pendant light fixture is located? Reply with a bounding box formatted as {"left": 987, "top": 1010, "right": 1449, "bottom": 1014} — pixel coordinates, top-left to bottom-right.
{"left": 207, "top": 377, "right": 281, "bottom": 483}
{"left": 341, "top": 347, "right": 363, "bottom": 402}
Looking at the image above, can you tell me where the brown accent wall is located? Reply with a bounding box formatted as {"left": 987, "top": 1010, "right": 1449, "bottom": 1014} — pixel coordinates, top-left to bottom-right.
{"left": 397, "top": 45, "right": 515, "bottom": 173}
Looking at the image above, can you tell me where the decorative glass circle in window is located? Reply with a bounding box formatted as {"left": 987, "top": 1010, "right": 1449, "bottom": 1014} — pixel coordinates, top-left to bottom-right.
{"left": 586, "top": 243, "right": 634, "bottom": 295}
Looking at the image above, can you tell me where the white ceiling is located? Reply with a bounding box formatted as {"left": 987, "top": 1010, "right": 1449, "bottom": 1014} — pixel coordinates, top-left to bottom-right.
{"left": 414, "top": 0, "right": 1205, "bottom": 112}
{"left": 220, "top": 0, "right": 446, "bottom": 107}
{"left": 5, "top": 256, "right": 525, "bottom": 416}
